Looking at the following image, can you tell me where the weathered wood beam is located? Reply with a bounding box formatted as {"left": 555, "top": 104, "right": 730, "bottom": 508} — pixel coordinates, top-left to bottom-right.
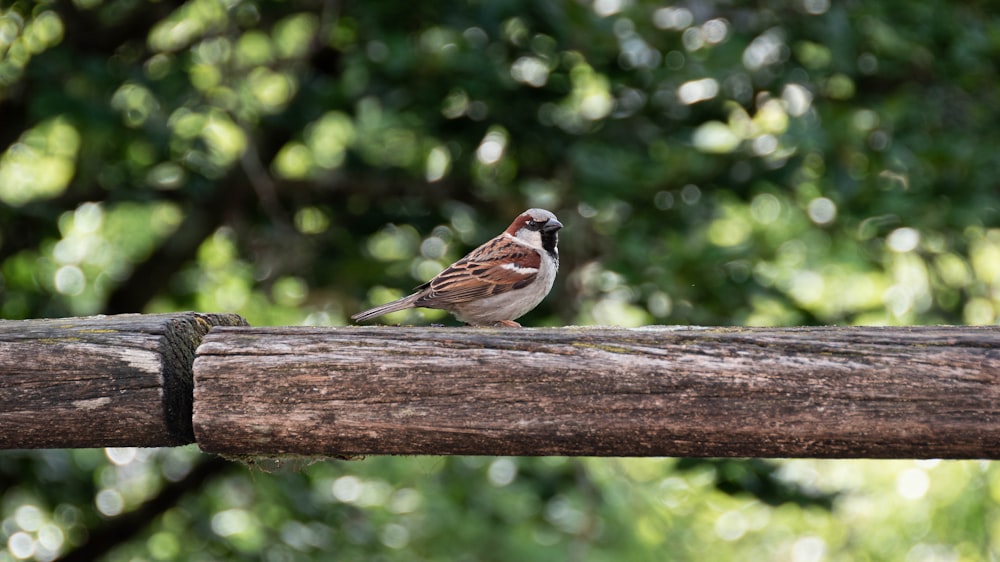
{"left": 192, "top": 326, "right": 1000, "bottom": 459}
{"left": 0, "top": 312, "right": 246, "bottom": 448}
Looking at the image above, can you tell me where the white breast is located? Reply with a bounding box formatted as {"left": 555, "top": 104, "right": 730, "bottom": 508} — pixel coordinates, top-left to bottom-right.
{"left": 451, "top": 251, "right": 558, "bottom": 325}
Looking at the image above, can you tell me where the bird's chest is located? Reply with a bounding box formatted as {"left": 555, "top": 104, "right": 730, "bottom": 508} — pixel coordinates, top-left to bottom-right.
{"left": 454, "top": 253, "right": 557, "bottom": 324}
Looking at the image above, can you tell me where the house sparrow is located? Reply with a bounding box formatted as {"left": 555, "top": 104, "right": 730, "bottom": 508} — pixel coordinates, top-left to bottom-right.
{"left": 351, "top": 208, "right": 562, "bottom": 326}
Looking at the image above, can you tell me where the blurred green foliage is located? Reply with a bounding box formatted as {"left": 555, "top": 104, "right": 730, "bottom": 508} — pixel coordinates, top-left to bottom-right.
{"left": 1, "top": 0, "right": 999, "bottom": 559}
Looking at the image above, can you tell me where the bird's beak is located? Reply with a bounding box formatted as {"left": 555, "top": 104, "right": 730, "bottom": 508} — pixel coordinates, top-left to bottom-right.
{"left": 543, "top": 219, "right": 563, "bottom": 233}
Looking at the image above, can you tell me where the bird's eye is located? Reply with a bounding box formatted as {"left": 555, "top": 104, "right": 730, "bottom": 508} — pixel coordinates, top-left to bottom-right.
{"left": 527, "top": 220, "right": 538, "bottom": 228}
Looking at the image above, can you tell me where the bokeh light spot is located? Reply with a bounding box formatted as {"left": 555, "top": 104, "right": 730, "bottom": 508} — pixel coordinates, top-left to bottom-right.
{"left": 887, "top": 227, "right": 920, "bottom": 253}
{"left": 807, "top": 197, "right": 837, "bottom": 225}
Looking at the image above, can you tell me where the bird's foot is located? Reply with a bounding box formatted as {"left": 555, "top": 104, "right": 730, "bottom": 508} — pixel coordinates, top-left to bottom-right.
{"left": 494, "top": 320, "right": 522, "bottom": 328}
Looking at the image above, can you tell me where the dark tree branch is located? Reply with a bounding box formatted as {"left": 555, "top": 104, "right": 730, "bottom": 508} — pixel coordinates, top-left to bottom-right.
{"left": 103, "top": 178, "right": 246, "bottom": 314}
{"left": 55, "top": 456, "right": 233, "bottom": 562}
{"left": 52, "top": 0, "right": 182, "bottom": 56}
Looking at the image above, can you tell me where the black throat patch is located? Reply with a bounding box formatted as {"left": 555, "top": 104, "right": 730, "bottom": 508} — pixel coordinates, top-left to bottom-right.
{"left": 541, "top": 230, "right": 559, "bottom": 262}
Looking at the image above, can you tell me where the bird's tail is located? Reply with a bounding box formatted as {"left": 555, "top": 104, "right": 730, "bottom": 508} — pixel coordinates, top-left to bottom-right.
{"left": 351, "top": 293, "right": 420, "bottom": 322}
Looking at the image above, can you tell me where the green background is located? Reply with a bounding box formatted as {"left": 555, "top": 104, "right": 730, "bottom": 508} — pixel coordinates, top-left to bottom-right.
{"left": 1, "top": 0, "right": 999, "bottom": 559}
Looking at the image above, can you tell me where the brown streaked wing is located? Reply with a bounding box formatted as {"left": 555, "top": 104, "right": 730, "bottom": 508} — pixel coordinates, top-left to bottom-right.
{"left": 415, "top": 239, "right": 540, "bottom": 306}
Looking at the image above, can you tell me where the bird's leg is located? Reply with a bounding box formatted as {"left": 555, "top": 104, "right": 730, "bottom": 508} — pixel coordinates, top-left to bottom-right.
{"left": 494, "top": 320, "right": 522, "bottom": 327}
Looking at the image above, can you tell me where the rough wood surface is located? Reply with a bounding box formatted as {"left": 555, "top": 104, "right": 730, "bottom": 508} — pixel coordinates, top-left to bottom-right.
{"left": 192, "top": 325, "right": 1000, "bottom": 459}
{"left": 0, "top": 312, "right": 246, "bottom": 448}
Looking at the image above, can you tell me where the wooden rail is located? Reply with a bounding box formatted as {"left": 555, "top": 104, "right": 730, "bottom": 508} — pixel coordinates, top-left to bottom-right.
{"left": 2, "top": 315, "right": 998, "bottom": 458}
{"left": 0, "top": 313, "right": 246, "bottom": 448}
{"left": 193, "top": 325, "right": 1000, "bottom": 459}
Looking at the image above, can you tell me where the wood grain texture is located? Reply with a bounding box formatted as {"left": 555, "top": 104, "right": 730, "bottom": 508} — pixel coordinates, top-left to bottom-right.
{"left": 192, "top": 325, "right": 1000, "bottom": 459}
{"left": 0, "top": 312, "right": 246, "bottom": 448}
